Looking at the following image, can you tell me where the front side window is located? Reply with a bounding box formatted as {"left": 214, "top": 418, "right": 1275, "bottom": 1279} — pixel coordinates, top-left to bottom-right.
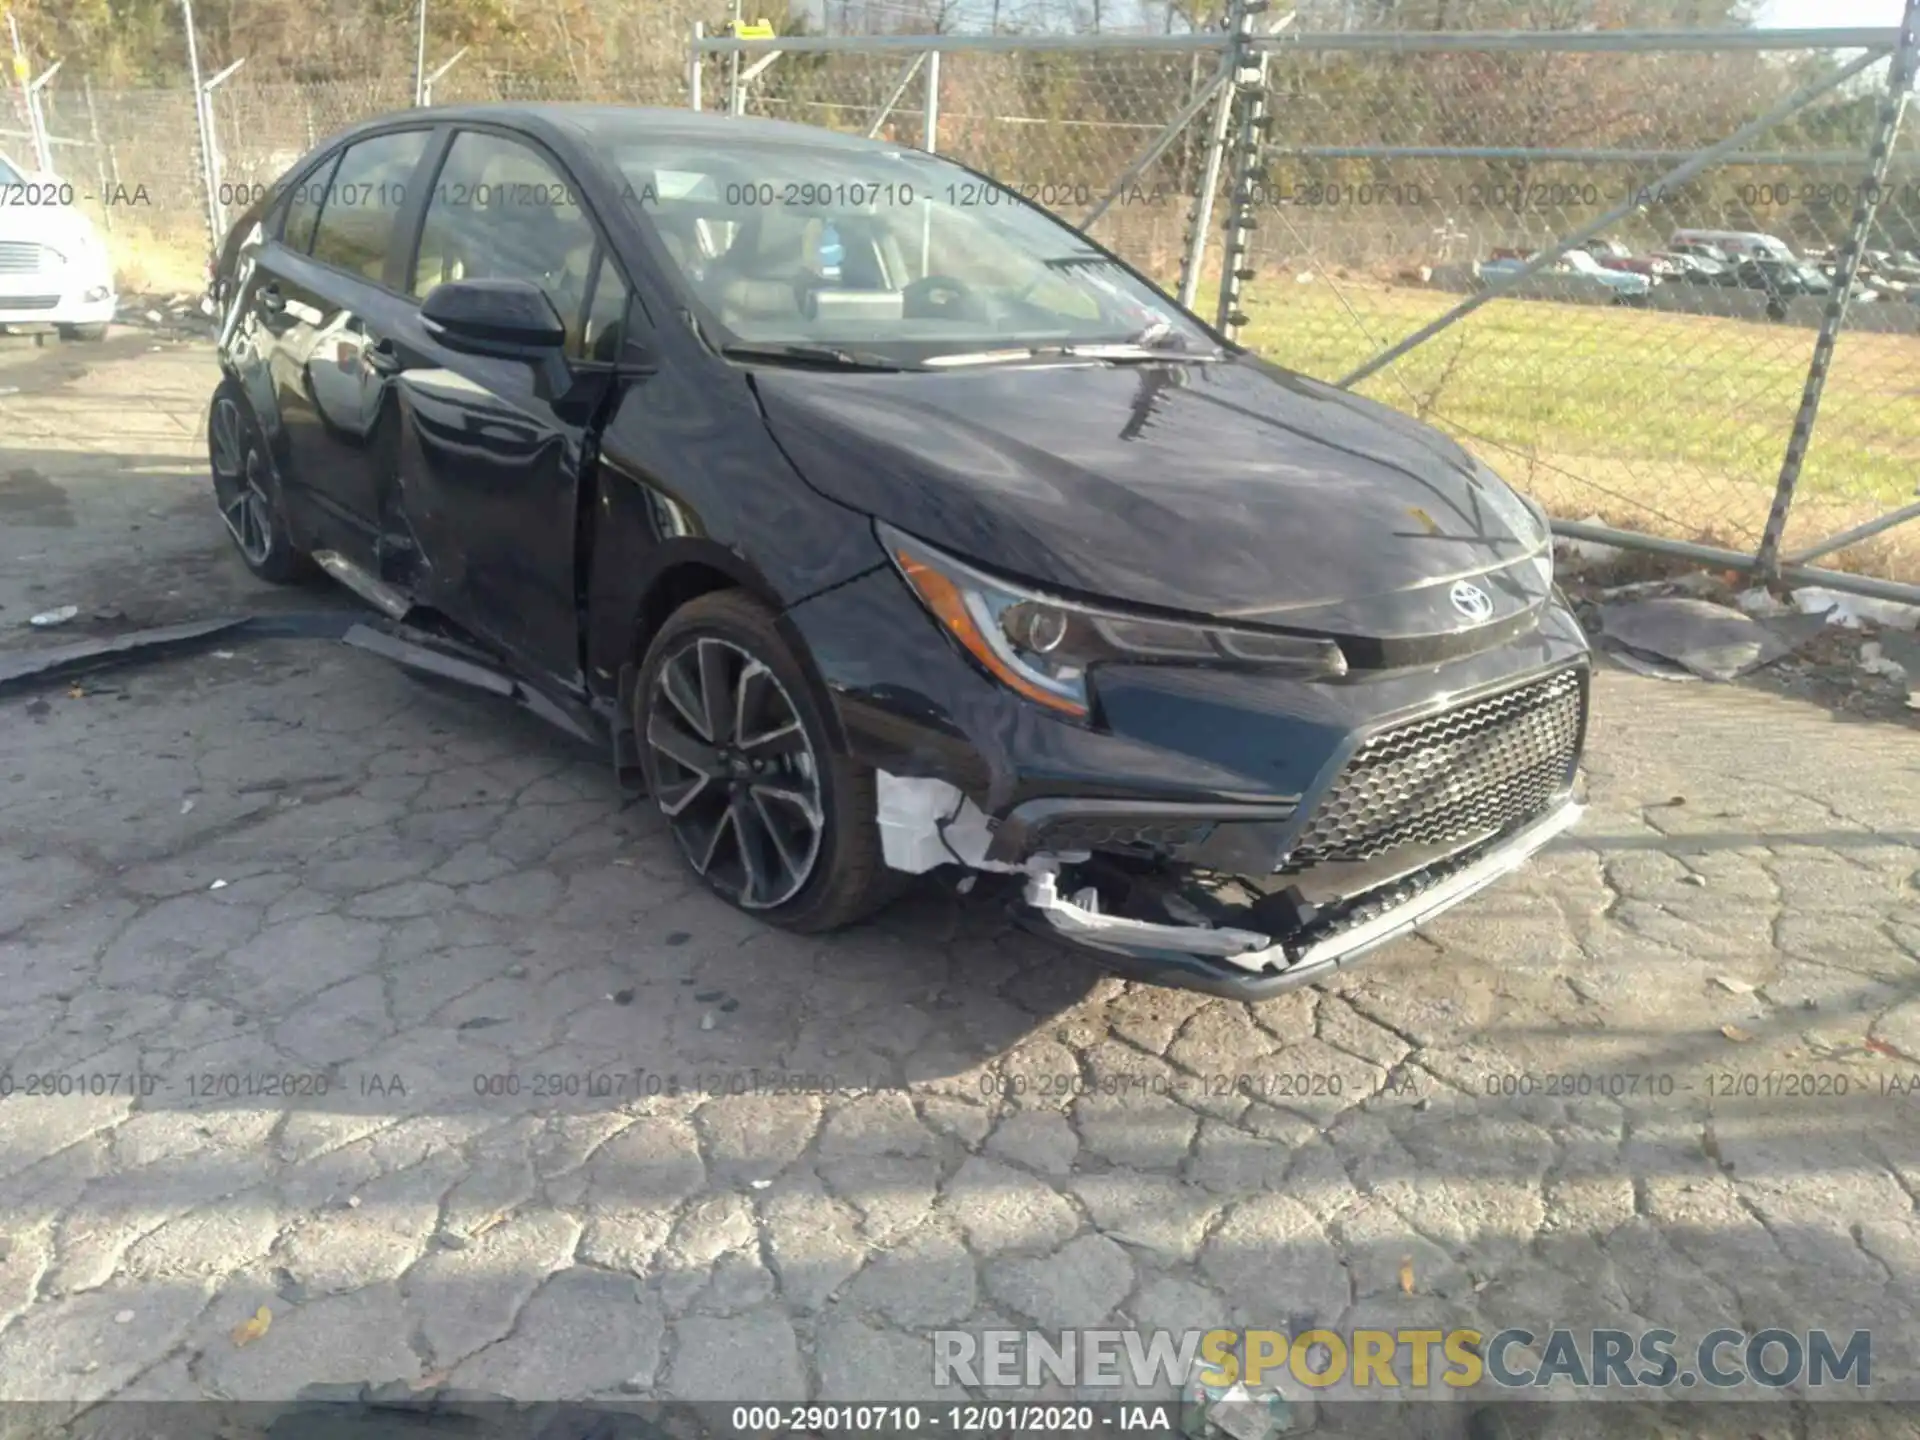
{"left": 576, "top": 121, "right": 1207, "bottom": 364}
{"left": 280, "top": 153, "right": 340, "bottom": 254}
{"left": 308, "top": 130, "right": 429, "bottom": 281}
{"left": 411, "top": 130, "right": 599, "bottom": 353}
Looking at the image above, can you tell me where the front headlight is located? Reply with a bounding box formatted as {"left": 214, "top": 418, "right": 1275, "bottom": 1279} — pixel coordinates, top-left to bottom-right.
{"left": 879, "top": 522, "right": 1346, "bottom": 720}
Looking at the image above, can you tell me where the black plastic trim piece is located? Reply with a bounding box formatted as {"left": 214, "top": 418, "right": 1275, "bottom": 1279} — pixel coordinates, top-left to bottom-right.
{"left": 988, "top": 795, "right": 1300, "bottom": 864}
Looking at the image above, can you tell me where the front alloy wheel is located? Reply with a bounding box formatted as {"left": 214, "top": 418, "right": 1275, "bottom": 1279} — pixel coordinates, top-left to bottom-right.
{"left": 648, "top": 635, "right": 824, "bottom": 909}
{"left": 635, "top": 591, "right": 898, "bottom": 933}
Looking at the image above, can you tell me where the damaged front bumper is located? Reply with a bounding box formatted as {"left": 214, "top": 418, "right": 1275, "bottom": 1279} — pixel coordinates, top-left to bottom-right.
{"left": 873, "top": 767, "right": 1583, "bottom": 1000}
{"left": 1018, "top": 798, "right": 1583, "bottom": 1000}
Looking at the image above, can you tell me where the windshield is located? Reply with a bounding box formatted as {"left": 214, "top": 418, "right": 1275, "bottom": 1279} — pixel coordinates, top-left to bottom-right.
{"left": 583, "top": 123, "right": 1210, "bottom": 363}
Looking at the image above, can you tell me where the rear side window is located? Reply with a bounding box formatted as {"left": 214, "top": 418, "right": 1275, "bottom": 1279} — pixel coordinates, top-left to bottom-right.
{"left": 280, "top": 154, "right": 340, "bottom": 254}
{"left": 309, "top": 130, "right": 430, "bottom": 282}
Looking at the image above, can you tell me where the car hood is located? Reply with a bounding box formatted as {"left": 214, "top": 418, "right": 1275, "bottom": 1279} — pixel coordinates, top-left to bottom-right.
{"left": 0, "top": 199, "right": 103, "bottom": 257}
{"left": 752, "top": 354, "right": 1553, "bottom": 647}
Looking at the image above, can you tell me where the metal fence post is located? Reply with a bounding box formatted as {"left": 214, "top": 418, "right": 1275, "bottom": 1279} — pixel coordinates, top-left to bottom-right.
{"left": 82, "top": 75, "right": 113, "bottom": 233}
{"left": 689, "top": 21, "right": 703, "bottom": 110}
{"left": 1215, "top": 0, "right": 1270, "bottom": 339}
{"left": 24, "top": 58, "right": 60, "bottom": 175}
{"left": 421, "top": 48, "right": 465, "bottom": 108}
{"left": 1756, "top": 0, "right": 1920, "bottom": 580}
{"left": 199, "top": 57, "right": 244, "bottom": 245}
{"left": 1178, "top": 38, "right": 1237, "bottom": 310}
{"left": 922, "top": 49, "right": 939, "bottom": 152}
{"left": 413, "top": 0, "right": 427, "bottom": 106}
{"left": 727, "top": 0, "right": 744, "bottom": 117}
{"left": 6, "top": 11, "right": 49, "bottom": 174}
{"left": 180, "top": 0, "right": 220, "bottom": 262}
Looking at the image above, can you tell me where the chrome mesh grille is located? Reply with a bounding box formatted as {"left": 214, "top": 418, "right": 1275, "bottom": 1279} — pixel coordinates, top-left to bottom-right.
{"left": 0, "top": 294, "right": 60, "bottom": 311}
{"left": 0, "top": 242, "right": 48, "bottom": 274}
{"left": 1284, "top": 667, "right": 1584, "bottom": 869}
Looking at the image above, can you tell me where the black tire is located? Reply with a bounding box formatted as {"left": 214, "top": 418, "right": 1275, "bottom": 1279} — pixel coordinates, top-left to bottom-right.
{"left": 208, "top": 379, "right": 313, "bottom": 585}
{"left": 636, "top": 589, "right": 897, "bottom": 934}
{"left": 58, "top": 322, "right": 110, "bottom": 342}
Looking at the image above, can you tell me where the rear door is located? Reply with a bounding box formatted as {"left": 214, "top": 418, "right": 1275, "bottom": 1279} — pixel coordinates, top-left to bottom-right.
{"left": 241, "top": 128, "right": 433, "bottom": 564}
{"left": 383, "top": 125, "right": 637, "bottom": 688}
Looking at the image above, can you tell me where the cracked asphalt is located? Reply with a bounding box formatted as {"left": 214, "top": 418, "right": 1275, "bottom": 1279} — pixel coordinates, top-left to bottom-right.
{"left": 2, "top": 334, "right": 1919, "bottom": 1429}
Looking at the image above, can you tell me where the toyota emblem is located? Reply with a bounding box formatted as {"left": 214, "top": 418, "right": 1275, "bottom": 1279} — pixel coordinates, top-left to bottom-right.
{"left": 1449, "top": 580, "right": 1495, "bottom": 623}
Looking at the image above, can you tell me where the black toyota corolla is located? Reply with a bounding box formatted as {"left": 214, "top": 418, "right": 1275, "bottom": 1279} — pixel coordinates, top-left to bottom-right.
{"left": 205, "top": 104, "right": 1589, "bottom": 999}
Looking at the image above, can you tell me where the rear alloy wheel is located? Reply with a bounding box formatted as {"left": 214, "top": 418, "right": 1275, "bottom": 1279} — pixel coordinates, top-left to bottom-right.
{"left": 637, "top": 591, "right": 897, "bottom": 932}
{"left": 209, "top": 382, "right": 310, "bottom": 584}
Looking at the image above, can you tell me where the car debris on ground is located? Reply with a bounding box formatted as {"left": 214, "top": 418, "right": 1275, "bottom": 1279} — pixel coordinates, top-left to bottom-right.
{"left": 1553, "top": 532, "right": 1918, "bottom": 716}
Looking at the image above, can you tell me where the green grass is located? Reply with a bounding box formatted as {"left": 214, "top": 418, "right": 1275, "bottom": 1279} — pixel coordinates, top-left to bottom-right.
{"left": 1235, "top": 279, "right": 1920, "bottom": 559}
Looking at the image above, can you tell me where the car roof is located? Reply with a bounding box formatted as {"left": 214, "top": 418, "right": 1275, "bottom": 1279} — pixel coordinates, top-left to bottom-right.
{"left": 320, "top": 103, "right": 899, "bottom": 158}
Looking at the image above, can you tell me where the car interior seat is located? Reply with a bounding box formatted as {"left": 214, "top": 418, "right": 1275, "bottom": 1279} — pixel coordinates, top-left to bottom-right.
{"left": 703, "top": 209, "right": 823, "bottom": 327}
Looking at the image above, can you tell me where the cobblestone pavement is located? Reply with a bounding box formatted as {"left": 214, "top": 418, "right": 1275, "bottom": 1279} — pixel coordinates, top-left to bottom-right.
{"left": 2, "top": 338, "right": 1919, "bottom": 1430}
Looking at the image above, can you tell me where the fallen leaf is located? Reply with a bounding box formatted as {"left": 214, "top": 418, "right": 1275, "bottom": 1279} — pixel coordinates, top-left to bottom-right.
{"left": 1398, "top": 1258, "right": 1415, "bottom": 1294}
{"left": 1720, "top": 1024, "right": 1755, "bottom": 1043}
{"left": 230, "top": 1305, "right": 272, "bottom": 1347}
{"left": 1865, "top": 1037, "right": 1902, "bottom": 1059}
{"left": 68, "top": 685, "right": 85, "bottom": 699}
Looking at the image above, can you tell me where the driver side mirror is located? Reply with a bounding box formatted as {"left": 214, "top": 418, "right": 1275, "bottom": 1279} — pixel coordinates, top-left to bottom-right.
{"left": 421, "top": 278, "right": 566, "bottom": 359}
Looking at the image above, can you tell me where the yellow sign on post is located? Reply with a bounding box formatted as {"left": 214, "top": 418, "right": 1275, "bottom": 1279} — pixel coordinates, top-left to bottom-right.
{"left": 12, "top": 55, "right": 28, "bottom": 80}
{"left": 733, "top": 20, "right": 775, "bottom": 38}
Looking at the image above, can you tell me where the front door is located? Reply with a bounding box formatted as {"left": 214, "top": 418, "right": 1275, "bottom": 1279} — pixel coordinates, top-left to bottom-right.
{"left": 383, "top": 127, "right": 635, "bottom": 691}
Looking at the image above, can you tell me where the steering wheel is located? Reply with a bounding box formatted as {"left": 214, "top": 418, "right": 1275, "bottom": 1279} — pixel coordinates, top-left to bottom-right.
{"left": 903, "top": 274, "right": 985, "bottom": 321}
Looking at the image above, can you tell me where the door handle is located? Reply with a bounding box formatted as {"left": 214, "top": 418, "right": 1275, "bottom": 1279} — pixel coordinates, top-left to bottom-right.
{"left": 366, "top": 338, "right": 403, "bottom": 376}
{"left": 256, "top": 282, "right": 285, "bottom": 315}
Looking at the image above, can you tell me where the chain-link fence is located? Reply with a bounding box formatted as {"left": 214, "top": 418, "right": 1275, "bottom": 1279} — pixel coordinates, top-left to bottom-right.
{"left": 1241, "top": 23, "right": 1920, "bottom": 600}
{"left": 7, "top": 6, "right": 1917, "bottom": 598}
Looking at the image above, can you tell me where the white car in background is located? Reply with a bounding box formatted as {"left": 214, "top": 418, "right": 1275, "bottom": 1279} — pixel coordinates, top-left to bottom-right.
{"left": 0, "top": 152, "right": 116, "bottom": 340}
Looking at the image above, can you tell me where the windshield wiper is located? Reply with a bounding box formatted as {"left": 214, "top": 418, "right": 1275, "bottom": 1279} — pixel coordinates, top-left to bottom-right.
{"left": 720, "top": 341, "right": 907, "bottom": 372}
{"left": 1042, "top": 253, "right": 1127, "bottom": 272}
{"left": 923, "top": 340, "right": 1216, "bottom": 368}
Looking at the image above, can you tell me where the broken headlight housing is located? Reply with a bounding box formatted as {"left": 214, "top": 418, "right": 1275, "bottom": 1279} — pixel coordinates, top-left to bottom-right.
{"left": 879, "top": 521, "right": 1347, "bottom": 720}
